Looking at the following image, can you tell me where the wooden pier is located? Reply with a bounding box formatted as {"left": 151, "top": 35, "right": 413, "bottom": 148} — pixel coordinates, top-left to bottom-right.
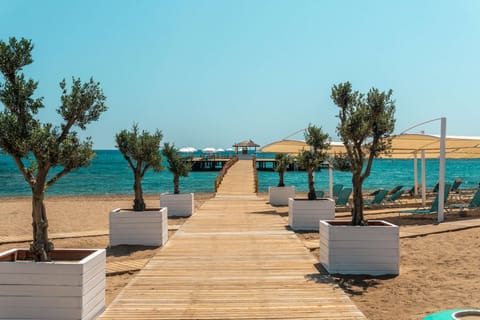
{"left": 99, "top": 160, "right": 366, "bottom": 320}
{"left": 189, "top": 156, "right": 322, "bottom": 171}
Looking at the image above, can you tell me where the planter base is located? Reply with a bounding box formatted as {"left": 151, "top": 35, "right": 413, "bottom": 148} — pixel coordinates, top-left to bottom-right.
{"left": 0, "top": 248, "right": 106, "bottom": 320}
{"left": 160, "top": 193, "right": 194, "bottom": 217}
{"left": 288, "top": 198, "right": 335, "bottom": 231}
{"left": 268, "top": 186, "right": 295, "bottom": 206}
{"left": 109, "top": 207, "right": 168, "bottom": 246}
{"left": 319, "top": 220, "right": 399, "bottom": 275}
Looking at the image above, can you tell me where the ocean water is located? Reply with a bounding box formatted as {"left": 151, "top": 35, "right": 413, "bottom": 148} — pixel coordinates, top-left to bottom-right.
{"left": 1, "top": 150, "right": 480, "bottom": 197}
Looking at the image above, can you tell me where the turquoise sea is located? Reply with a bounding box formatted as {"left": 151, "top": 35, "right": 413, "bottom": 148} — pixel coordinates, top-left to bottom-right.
{"left": 1, "top": 150, "right": 480, "bottom": 197}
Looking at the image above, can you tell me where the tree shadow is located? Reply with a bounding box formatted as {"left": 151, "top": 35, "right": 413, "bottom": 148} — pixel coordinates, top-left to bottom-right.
{"left": 305, "top": 263, "right": 397, "bottom": 296}
{"left": 106, "top": 244, "right": 159, "bottom": 257}
{"left": 331, "top": 274, "right": 395, "bottom": 296}
{"left": 250, "top": 209, "right": 288, "bottom": 217}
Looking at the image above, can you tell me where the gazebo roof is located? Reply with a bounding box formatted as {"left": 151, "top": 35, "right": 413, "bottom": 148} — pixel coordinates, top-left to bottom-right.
{"left": 233, "top": 139, "right": 260, "bottom": 148}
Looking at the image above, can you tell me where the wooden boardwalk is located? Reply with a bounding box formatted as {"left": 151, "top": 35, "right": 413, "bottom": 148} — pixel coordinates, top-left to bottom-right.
{"left": 99, "top": 160, "right": 366, "bottom": 319}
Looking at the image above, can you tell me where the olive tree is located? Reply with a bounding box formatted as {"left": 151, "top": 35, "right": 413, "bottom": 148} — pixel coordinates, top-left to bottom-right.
{"left": 0, "top": 37, "right": 107, "bottom": 261}
{"left": 162, "top": 142, "right": 192, "bottom": 194}
{"left": 273, "top": 153, "right": 291, "bottom": 187}
{"left": 115, "top": 124, "right": 163, "bottom": 211}
{"left": 331, "top": 82, "right": 395, "bottom": 225}
{"left": 296, "top": 125, "right": 330, "bottom": 200}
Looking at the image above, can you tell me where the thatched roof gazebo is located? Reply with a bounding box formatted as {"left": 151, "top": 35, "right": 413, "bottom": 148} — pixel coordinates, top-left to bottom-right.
{"left": 233, "top": 139, "right": 260, "bottom": 155}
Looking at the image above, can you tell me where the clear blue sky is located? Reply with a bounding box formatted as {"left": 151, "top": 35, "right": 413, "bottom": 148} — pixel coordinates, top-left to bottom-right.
{"left": 1, "top": 0, "right": 479, "bottom": 149}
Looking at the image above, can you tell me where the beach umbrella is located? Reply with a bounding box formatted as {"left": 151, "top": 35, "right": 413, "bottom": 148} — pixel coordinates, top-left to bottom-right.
{"left": 179, "top": 147, "right": 197, "bottom": 153}
{"left": 215, "top": 148, "right": 225, "bottom": 152}
{"left": 202, "top": 147, "right": 216, "bottom": 153}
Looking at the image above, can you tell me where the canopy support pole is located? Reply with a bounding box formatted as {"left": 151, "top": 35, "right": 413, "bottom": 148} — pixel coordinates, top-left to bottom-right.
{"left": 329, "top": 163, "right": 333, "bottom": 198}
{"left": 438, "top": 117, "right": 447, "bottom": 223}
{"left": 413, "top": 153, "right": 418, "bottom": 196}
{"left": 421, "top": 150, "right": 426, "bottom": 206}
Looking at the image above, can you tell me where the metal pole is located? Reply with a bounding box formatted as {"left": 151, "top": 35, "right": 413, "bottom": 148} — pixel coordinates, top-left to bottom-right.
{"left": 438, "top": 117, "right": 447, "bottom": 223}
{"left": 329, "top": 163, "right": 333, "bottom": 198}
{"left": 413, "top": 153, "right": 418, "bottom": 196}
{"left": 421, "top": 150, "right": 426, "bottom": 206}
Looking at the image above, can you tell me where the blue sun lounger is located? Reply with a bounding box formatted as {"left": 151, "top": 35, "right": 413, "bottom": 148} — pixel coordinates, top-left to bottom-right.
{"left": 400, "top": 183, "right": 451, "bottom": 215}
{"left": 335, "top": 187, "right": 352, "bottom": 206}
{"left": 332, "top": 184, "right": 344, "bottom": 198}
{"left": 385, "top": 187, "right": 404, "bottom": 204}
{"left": 447, "top": 188, "right": 480, "bottom": 212}
{"left": 365, "top": 189, "right": 388, "bottom": 207}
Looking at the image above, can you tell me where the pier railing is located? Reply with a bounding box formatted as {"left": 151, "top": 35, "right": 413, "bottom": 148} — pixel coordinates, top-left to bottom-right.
{"left": 214, "top": 155, "right": 239, "bottom": 192}
{"left": 252, "top": 155, "right": 258, "bottom": 193}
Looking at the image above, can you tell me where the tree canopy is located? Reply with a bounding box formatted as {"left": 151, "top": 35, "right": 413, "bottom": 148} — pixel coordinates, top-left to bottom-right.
{"left": 274, "top": 153, "right": 291, "bottom": 187}
{"left": 116, "top": 124, "right": 163, "bottom": 211}
{"left": 162, "top": 142, "right": 192, "bottom": 194}
{"left": 0, "top": 37, "right": 107, "bottom": 261}
{"left": 331, "top": 81, "right": 396, "bottom": 225}
{"left": 296, "top": 124, "right": 330, "bottom": 200}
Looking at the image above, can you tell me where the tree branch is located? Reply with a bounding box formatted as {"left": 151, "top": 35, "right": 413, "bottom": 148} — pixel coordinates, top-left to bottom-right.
{"left": 46, "top": 168, "right": 70, "bottom": 188}
{"left": 12, "top": 155, "right": 34, "bottom": 188}
{"left": 141, "top": 163, "right": 151, "bottom": 178}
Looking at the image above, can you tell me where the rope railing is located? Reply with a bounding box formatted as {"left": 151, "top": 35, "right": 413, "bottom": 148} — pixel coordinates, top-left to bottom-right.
{"left": 252, "top": 155, "right": 258, "bottom": 193}
{"left": 214, "top": 155, "right": 239, "bottom": 192}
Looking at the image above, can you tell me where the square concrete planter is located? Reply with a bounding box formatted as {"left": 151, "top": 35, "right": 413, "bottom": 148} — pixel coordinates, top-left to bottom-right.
{"left": 319, "top": 220, "right": 399, "bottom": 275}
{"left": 0, "top": 248, "right": 105, "bottom": 320}
{"left": 268, "top": 186, "right": 295, "bottom": 206}
{"left": 109, "top": 207, "right": 168, "bottom": 246}
{"left": 160, "top": 193, "right": 194, "bottom": 217}
{"left": 288, "top": 198, "right": 335, "bottom": 231}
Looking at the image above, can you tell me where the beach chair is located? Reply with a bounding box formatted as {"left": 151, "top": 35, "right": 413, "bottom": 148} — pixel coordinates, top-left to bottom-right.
{"left": 447, "top": 188, "right": 480, "bottom": 213}
{"left": 335, "top": 187, "right": 352, "bottom": 206}
{"left": 364, "top": 189, "right": 388, "bottom": 207}
{"left": 332, "top": 184, "right": 343, "bottom": 198}
{"left": 450, "top": 178, "right": 462, "bottom": 193}
{"left": 387, "top": 185, "right": 403, "bottom": 195}
{"left": 400, "top": 183, "right": 451, "bottom": 215}
{"left": 385, "top": 187, "right": 404, "bottom": 204}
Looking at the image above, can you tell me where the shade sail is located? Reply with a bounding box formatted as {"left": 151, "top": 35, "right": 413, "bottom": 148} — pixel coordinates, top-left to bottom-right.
{"left": 260, "top": 134, "right": 480, "bottom": 159}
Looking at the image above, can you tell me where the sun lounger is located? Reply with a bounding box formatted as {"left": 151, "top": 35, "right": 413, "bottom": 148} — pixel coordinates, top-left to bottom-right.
{"left": 335, "top": 187, "right": 352, "bottom": 206}
{"left": 365, "top": 189, "right": 388, "bottom": 207}
{"left": 385, "top": 187, "right": 404, "bottom": 204}
{"left": 332, "top": 184, "right": 343, "bottom": 198}
{"left": 450, "top": 178, "right": 462, "bottom": 193}
{"left": 400, "top": 183, "right": 451, "bottom": 215}
{"left": 447, "top": 188, "right": 480, "bottom": 213}
{"left": 316, "top": 190, "right": 325, "bottom": 198}
{"left": 388, "top": 185, "right": 403, "bottom": 195}
{"left": 432, "top": 179, "right": 461, "bottom": 193}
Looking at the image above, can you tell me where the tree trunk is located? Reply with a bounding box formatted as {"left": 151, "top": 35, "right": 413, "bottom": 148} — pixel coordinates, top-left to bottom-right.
{"left": 278, "top": 171, "right": 285, "bottom": 187}
{"left": 307, "top": 169, "right": 316, "bottom": 200}
{"left": 351, "top": 174, "right": 364, "bottom": 225}
{"left": 133, "top": 172, "right": 145, "bottom": 211}
{"left": 174, "top": 175, "right": 180, "bottom": 194}
{"left": 30, "top": 189, "right": 53, "bottom": 261}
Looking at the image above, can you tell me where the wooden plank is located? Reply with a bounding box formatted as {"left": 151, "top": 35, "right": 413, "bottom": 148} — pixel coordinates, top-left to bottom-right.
{"left": 99, "top": 161, "right": 366, "bottom": 319}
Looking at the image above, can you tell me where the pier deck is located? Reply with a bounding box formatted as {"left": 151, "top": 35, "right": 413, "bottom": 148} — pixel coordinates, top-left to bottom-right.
{"left": 99, "top": 160, "right": 366, "bottom": 319}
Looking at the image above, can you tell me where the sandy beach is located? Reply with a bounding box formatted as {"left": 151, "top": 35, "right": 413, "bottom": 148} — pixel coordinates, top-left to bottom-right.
{"left": 1, "top": 192, "right": 480, "bottom": 319}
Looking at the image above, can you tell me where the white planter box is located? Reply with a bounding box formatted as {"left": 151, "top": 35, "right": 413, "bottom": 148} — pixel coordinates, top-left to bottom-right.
{"left": 288, "top": 198, "right": 335, "bottom": 231}
{"left": 268, "top": 186, "right": 295, "bottom": 206}
{"left": 0, "top": 248, "right": 105, "bottom": 320}
{"left": 109, "top": 207, "right": 168, "bottom": 246}
{"left": 160, "top": 193, "right": 194, "bottom": 217}
{"left": 319, "top": 220, "right": 399, "bottom": 275}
